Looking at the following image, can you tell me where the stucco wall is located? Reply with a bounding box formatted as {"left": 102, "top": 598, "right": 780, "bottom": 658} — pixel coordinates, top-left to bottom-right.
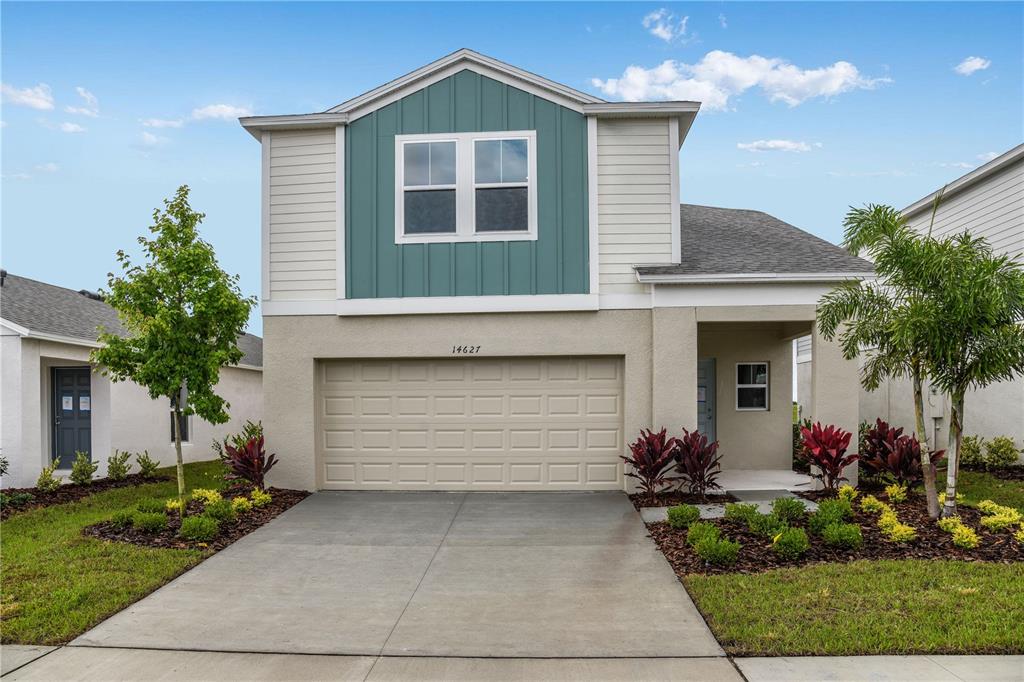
{"left": 698, "top": 324, "right": 793, "bottom": 470}
{"left": 108, "top": 366, "right": 263, "bottom": 469}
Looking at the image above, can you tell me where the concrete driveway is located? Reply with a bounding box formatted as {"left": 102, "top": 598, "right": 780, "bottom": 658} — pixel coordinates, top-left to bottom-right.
{"left": 73, "top": 492, "right": 722, "bottom": 658}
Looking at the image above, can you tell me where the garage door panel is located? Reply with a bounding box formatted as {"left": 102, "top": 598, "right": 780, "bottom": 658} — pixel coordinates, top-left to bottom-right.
{"left": 318, "top": 357, "right": 624, "bottom": 490}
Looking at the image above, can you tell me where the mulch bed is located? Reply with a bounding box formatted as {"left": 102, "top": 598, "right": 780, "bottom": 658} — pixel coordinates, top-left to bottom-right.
{"left": 629, "top": 489, "right": 739, "bottom": 510}
{"left": 966, "top": 466, "right": 1024, "bottom": 482}
{"left": 82, "top": 486, "right": 310, "bottom": 552}
{"left": 648, "top": 493, "right": 1023, "bottom": 576}
{"left": 1, "top": 474, "right": 172, "bottom": 521}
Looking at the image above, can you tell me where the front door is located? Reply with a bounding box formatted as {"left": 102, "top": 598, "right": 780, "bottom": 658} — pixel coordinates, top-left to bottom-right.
{"left": 697, "top": 358, "right": 716, "bottom": 442}
{"left": 52, "top": 367, "right": 91, "bottom": 468}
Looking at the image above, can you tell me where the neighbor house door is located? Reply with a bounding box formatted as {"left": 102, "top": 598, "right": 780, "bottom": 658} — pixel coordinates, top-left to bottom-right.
{"left": 52, "top": 366, "right": 91, "bottom": 468}
{"left": 697, "top": 358, "right": 716, "bottom": 442}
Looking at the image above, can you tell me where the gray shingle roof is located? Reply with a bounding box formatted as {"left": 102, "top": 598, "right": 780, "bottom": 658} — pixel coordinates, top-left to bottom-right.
{"left": 0, "top": 272, "right": 262, "bottom": 368}
{"left": 635, "top": 204, "right": 873, "bottom": 277}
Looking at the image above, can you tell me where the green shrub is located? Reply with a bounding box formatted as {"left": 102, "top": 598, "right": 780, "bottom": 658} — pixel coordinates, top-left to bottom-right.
{"left": 106, "top": 450, "right": 132, "bottom": 481}
{"left": 748, "top": 513, "right": 787, "bottom": 538}
{"left": 667, "top": 504, "right": 701, "bottom": 529}
{"left": 202, "top": 498, "right": 236, "bottom": 522}
{"left": 960, "top": 435, "right": 985, "bottom": 468}
{"left": 69, "top": 451, "right": 99, "bottom": 485}
{"left": 885, "top": 483, "right": 908, "bottom": 504}
{"left": 35, "top": 463, "right": 61, "bottom": 492}
{"left": 724, "top": 502, "right": 759, "bottom": 523}
{"left": 986, "top": 437, "right": 1020, "bottom": 470}
{"left": 230, "top": 496, "right": 253, "bottom": 514}
{"left": 686, "top": 521, "right": 720, "bottom": 547}
{"left": 837, "top": 485, "right": 859, "bottom": 503}
{"left": 132, "top": 512, "right": 168, "bottom": 533}
{"left": 136, "top": 451, "right": 160, "bottom": 478}
{"left": 250, "top": 488, "right": 272, "bottom": 507}
{"left": 822, "top": 522, "right": 863, "bottom": 550}
{"left": 694, "top": 537, "right": 740, "bottom": 566}
{"left": 808, "top": 498, "right": 853, "bottom": 535}
{"left": 179, "top": 515, "right": 220, "bottom": 542}
{"left": 771, "top": 497, "right": 807, "bottom": 524}
{"left": 0, "top": 454, "right": 7, "bottom": 477}
{"left": 772, "top": 527, "right": 810, "bottom": 560}
{"left": 0, "top": 491, "right": 34, "bottom": 508}
{"left": 111, "top": 510, "right": 135, "bottom": 528}
{"left": 136, "top": 499, "right": 166, "bottom": 514}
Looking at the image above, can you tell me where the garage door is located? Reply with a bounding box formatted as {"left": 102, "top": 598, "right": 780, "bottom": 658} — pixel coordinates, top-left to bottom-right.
{"left": 317, "top": 357, "right": 624, "bottom": 490}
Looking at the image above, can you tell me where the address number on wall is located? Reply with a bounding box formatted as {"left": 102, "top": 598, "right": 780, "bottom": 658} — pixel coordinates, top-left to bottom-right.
{"left": 451, "top": 345, "right": 482, "bottom": 354}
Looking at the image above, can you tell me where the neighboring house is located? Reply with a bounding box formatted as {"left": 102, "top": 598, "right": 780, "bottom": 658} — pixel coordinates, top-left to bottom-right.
{"left": 0, "top": 272, "right": 263, "bottom": 488}
{"left": 239, "top": 49, "right": 871, "bottom": 492}
{"left": 797, "top": 144, "right": 1024, "bottom": 453}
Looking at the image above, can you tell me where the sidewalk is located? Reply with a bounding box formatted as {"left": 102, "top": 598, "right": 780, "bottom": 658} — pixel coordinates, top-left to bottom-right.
{"left": 2, "top": 645, "right": 1021, "bottom": 681}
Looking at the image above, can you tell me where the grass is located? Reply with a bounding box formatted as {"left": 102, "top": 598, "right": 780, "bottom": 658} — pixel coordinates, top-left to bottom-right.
{"left": 685, "top": 559, "right": 1024, "bottom": 655}
{"left": 0, "top": 460, "right": 226, "bottom": 645}
{"left": 951, "top": 468, "right": 1024, "bottom": 512}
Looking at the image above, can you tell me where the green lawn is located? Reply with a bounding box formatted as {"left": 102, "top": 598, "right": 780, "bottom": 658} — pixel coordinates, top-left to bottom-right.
{"left": 1, "top": 460, "right": 225, "bottom": 645}
{"left": 685, "top": 559, "right": 1024, "bottom": 655}
{"left": 953, "top": 468, "right": 1024, "bottom": 512}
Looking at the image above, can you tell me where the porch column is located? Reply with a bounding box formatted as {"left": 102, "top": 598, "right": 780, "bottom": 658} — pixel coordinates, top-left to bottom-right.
{"left": 652, "top": 306, "right": 698, "bottom": 432}
{"left": 810, "top": 322, "right": 860, "bottom": 484}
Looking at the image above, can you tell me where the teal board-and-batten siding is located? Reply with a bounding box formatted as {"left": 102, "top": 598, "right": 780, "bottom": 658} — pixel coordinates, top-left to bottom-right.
{"left": 345, "top": 70, "right": 589, "bottom": 299}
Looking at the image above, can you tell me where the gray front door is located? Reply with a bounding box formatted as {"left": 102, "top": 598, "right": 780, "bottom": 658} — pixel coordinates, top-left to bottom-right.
{"left": 697, "top": 358, "right": 716, "bottom": 442}
{"left": 53, "top": 366, "right": 91, "bottom": 468}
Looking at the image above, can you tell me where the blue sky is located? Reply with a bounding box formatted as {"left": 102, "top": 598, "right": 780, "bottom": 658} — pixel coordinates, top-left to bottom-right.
{"left": 2, "top": 2, "right": 1021, "bottom": 335}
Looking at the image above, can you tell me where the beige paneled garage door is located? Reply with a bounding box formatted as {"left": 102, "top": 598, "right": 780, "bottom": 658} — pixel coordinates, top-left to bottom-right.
{"left": 317, "top": 357, "right": 624, "bottom": 490}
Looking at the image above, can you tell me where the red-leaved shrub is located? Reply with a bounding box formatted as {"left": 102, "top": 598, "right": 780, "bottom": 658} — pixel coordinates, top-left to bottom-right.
{"left": 622, "top": 428, "right": 679, "bottom": 504}
{"left": 799, "top": 422, "right": 858, "bottom": 492}
{"left": 860, "top": 419, "right": 945, "bottom": 487}
{"left": 224, "top": 436, "right": 278, "bottom": 490}
{"left": 675, "top": 429, "right": 722, "bottom": 501}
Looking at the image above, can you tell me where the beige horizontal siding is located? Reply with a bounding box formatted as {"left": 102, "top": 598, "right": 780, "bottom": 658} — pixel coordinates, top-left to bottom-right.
{"left": 905, "top": 158, "right": 1023, "bottom": 261}
{"left": 596, "top": 118, "right": 674, "bottom": 295}
{"left": 268, "top": 129, "right": 337, "bottom": 301}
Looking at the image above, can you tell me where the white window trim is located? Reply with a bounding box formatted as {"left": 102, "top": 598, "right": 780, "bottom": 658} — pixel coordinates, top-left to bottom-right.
{"left": 394, "top": 130, "right": 538, "bottom": 244}
{"left": 169, "top": 408, "right": 192, "bottom": 444}
{"left": 735, "top": 361, "right": 770, "bottom": 412}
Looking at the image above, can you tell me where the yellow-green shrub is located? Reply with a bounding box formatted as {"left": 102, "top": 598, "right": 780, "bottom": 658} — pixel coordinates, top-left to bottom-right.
{"left": 165, "top": 498, "right": 186, "bottom": 513}
{"left": 878, "top": 509, "right": 916, "bottom": 542}
{"left": 35, "top": 463, "right": 61, "bottom": 492}
{"left": 860, "top": 495, "right": 890, "bottom": 514}
{"left": 937, "top": 516, "right": 979, "bottom": 549}
{"left": 937, "top": 491, "right": 964, "bottom": 505}
{"left": 231, "top": 496, "right": 253, "bottom": 514}
{"left": 250, "top": 488, "right": 272, "bottom": 507}
{"left": 1015, "top": 525, "right": 1024, "bottom": 544}
{"left": 885, "top": 483, "right": 907, "bottom": 504}
{"left": 977, "top": 500, "right": 1023, "bottom": 532}
{"left": 191, "top": 488, "right": 223, "bottom": 506}
{"left": 837, "top": 484, "right": 859, "bottom": 503}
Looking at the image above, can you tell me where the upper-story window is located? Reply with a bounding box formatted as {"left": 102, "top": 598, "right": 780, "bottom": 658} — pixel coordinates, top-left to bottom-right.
{"left": 395, "top": 131, "right": 537, "bottom": 244}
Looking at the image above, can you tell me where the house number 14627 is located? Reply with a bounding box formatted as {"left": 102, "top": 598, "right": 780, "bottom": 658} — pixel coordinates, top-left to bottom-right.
{"left": 451, "top": 345, "right": 481, "bottom": 354}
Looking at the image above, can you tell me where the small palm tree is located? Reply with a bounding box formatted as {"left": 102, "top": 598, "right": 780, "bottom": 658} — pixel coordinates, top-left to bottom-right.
{"left": 817, "top": 205, "right": 942, "bottom": 517}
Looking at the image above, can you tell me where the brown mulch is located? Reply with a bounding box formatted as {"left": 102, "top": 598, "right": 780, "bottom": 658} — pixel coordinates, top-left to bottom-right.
{"left": 648, "top": 494, "right": 1023, "bottom": 576}
{"left": 1, "top": 474, "right": 172, "bottom": 520}
{"left": 629, "top": 489, "right": 739, "bottom": 510}
{"left": 82, "top": 486, "right": 310, "bottom": 551}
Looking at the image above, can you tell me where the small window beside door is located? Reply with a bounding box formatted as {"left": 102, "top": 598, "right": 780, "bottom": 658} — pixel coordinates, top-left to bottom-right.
{"left": 736, "top": 362, "right": 769, "bottom": 411}
{"left": 170, "top": 410, "right": 190, "bottom": 443}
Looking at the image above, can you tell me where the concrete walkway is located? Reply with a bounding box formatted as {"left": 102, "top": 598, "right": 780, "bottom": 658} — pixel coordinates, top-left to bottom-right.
{"left": 72, "top": 492, "right": 722, "bottom": 658}
{"left": 4, "top": 647, "right": 1020, "bottom": 681}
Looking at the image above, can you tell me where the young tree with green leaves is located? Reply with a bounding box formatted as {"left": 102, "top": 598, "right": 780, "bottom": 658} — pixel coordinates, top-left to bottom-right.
{"left": 817, "top": 204, "right": 942, "bottom": 517}
{"left": 912, "top": 233, "right": 1024, "bottom": 517}
{"left": 92, "top": 186, "right": 256, "bottom": 515}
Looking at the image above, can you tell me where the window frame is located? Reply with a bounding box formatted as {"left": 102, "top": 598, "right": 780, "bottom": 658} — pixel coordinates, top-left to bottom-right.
{"left": 394, "top": 130, "right": 538, "bottom": 244}
{"left": 735, "top": 361, "right": 770, "bottom": 412}
{"left": 169, "top": 408, "right": 191, "bottom": 444}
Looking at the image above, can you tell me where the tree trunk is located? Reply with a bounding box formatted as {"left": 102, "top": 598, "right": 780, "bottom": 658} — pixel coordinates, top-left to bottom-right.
{"left": 172, "top": 395, "right": 185, "bottom": 521}
{"left": 942, "top": 390, "right": 965, "bottom": 518}
{"left": 913, "top": 367, "right": 940, "bottom": 518}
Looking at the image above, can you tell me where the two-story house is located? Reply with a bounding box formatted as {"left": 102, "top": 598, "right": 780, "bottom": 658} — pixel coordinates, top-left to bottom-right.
{"left": 240, "top": 49, "right": 871, "bottom": 492}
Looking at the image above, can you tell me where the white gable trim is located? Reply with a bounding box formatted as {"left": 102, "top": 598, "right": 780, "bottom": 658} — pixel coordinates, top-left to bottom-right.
{"left": 328, "top": 49, "right": 602, "bottom": 120}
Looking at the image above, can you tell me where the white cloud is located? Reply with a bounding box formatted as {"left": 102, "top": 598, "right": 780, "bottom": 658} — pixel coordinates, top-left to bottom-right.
{"left": 642, "top": 9, "right": 689, "bottom": 43}
{"left": 59, "top": 122, "right": 85, "bottom": 133}
{"left": 65, "top": 86, "right": 99, "bottom": 117}
{"left": 141, "top": 117, "right": 184, "bottom": 128}
{"left": 738, "top": 139, "right": 819, "bottom": 153}
{"left": 977, "top": 151, "right": 999, "bottom": 162}
{"left": 35, "top": 162, "right": 59, "bottom": 172}
{"left": 1, "top": 82, "right": 54, "bottom": 110}
{"left": 718, "top": 13, "right": 728, "bottom": 29}
{"left": 954, "top": 56, "right": 990, "bottom": 76}
{"left": 139, "top": 131, "right": 168, "bottom": 147}
{"left": 934, "top": 161, "right": 973, "bottom": 169}
{"left": 190, "top": 103, "right": 253, "bottom": 121}
{"left": 592, "top": 51, "right": 890, "bottom": 111}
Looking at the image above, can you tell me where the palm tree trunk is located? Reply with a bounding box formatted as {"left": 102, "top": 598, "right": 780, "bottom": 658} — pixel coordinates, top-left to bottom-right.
{"left": 942, "top": 390, "right": 965, "bottom": 518}
{"left": 172, "top": 395, "right": 185, "bottom": 520}
{"left": 913, "top": 366, "right": 940, "bottom": 518}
